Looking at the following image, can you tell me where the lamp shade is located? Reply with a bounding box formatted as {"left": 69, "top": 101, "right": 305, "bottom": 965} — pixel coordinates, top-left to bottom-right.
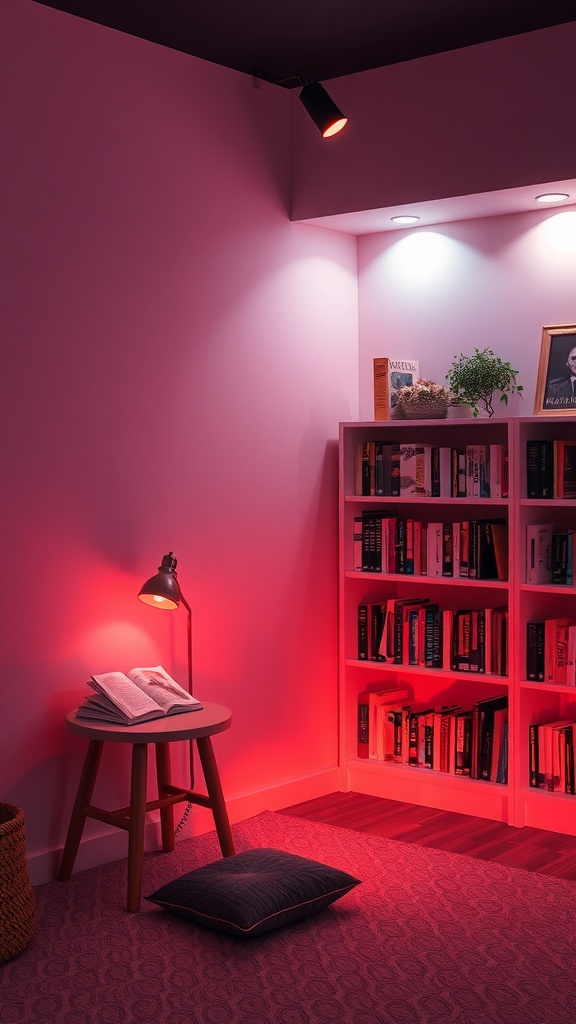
{"left": 299, "top": 82, "right": 347, "bottom": 138}
{"left": 138, "top": 552, "right": 182, "bottom": 610}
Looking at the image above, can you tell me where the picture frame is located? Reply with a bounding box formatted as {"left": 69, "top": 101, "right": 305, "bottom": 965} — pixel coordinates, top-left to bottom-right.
{"left": 534, "top": 324, "right": 576, "bottom": 416}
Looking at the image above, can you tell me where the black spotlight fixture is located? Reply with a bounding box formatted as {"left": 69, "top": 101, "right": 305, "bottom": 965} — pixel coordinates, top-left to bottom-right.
{"left": 298, "top": 78, "right": 348, "bottom": 138}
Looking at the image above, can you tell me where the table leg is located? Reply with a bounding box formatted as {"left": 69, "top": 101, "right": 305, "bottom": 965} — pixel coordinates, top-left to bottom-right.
{"left": 196, "top": 736, "right": 235, "bottom": 857}
{"left": 155, "top": 742, "right": 175, "bottom": 853}
{"left": 127, "top": 743, "right": 147, "bottom": 912}
{"left": 58, "top": 740, "right": 103, "bottom": 881}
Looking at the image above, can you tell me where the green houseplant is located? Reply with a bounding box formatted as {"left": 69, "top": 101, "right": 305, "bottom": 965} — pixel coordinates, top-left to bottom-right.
{"left": 446, "top": 347, "right": 523, "bottom": 417}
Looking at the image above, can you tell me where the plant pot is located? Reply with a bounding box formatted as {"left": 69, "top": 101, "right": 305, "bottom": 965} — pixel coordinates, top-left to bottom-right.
{"left": 0, "top": 803, "right": 36, "bottom": 963}
{"left": 447, "top": 404, "right": 475, "bottom": 418}
{"left": 401, "top": 401, "right": 448, "bottom": 420}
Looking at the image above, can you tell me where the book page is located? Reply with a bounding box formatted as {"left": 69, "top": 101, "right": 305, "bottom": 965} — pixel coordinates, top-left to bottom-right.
{"left": 127, "top": 666, "right": 201, "bottom": 712}
{"left": 89, "top": 672, "right": 160, "bottom": 718}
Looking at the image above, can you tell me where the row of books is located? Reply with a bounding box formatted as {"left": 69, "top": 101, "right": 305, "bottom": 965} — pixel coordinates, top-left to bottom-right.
{"left": 358, "top": 687, "right": 508, "bottom": 782}
{"left": 358, "top": 600, "right": 508, "bottom": 676}
{"left": 527, "top": 618, "right": 576, "bottom": 685}
{"left": 526, "top": 523, "right": 575, "bottom": 586}
{"left": 526, "top": 439, "right": 576, "bottom": 499}
{"left": 355, "top": 441, "right": 508, "bottom": 499}
{"left": 355, "top": 513, "right": 508, "bottom": 579}
{"left": 529, "top": 720, "right": 576, "bottom": 793}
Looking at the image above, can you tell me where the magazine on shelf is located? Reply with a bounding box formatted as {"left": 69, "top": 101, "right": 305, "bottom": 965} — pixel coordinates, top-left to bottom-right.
{"left": 76, "top": 665, "right": 202, "bottom": 725}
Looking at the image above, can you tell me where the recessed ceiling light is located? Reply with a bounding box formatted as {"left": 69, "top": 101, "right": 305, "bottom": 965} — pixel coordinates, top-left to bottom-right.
{"left": 535, "top": 193, "right": 570, "bottom": 203}
{"left": 391, "top": 215, "right": 420, "bottom": 224}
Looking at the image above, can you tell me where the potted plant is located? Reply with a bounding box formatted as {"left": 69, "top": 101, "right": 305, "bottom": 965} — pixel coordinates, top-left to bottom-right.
{"left": 446, "top": 393, "right": 475, "bottom": 419}
{"left": 395, "top": 378, "right": 451, "bottom": 419}
{"left": 446, "top": 347, "right": 523, "bottom": 417}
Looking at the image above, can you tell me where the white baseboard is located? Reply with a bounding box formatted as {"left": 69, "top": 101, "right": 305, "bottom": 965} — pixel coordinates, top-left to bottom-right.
{"left": 28, "top": 768, "right": 339, "bottom": 886}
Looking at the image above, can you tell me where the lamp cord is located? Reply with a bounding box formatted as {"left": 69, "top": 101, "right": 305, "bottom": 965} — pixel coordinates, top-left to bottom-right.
{"left": 174, "top": 800, "right": 194, "bottom": 838}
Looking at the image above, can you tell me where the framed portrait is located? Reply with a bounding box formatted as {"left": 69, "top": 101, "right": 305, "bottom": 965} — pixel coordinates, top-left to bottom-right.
{"left": 534, "top": 324, "right": 576, "bottom": 416}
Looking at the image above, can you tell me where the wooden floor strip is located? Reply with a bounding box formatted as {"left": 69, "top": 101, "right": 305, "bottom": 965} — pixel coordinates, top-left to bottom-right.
{"left": 279, "top": 792, "right": 576, "bottom": 880}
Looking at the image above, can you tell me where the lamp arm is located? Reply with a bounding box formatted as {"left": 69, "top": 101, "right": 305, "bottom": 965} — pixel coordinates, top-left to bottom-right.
{"left": 179, "top": 592, "right": 193, "bottom": 696}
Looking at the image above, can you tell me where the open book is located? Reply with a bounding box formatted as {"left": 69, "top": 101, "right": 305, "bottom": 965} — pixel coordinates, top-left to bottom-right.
{"left": 76, "top": 665, "right": 202, "bottom": 725}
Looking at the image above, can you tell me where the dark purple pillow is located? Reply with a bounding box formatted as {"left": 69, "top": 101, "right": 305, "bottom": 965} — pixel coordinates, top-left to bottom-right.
{"left": 146, "top": 847, "right": 360, "bottom": 938}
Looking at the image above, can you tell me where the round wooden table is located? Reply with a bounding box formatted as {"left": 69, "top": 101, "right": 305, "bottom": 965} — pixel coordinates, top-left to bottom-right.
{"left": 58, "top": 703, "right": 234, "bottom": 911}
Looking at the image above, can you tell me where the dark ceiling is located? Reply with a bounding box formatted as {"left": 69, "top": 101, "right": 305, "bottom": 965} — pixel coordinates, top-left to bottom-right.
{"left": 33, "top": 1, "right": 576, "bottom": 87}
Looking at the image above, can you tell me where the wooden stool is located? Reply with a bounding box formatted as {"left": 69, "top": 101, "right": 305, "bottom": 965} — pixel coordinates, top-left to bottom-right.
{"left": 58, "top": 703, "right": 234, "bottom": 911}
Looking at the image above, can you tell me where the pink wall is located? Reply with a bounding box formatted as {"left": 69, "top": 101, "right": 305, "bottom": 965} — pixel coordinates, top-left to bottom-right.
{"left": 290, "top": 22, "right": 576, "bottom": 221}
{"left": 4, "top": 2, "right": 575, "bottom": 879}
{"left": 357, "top": 206, "right": 576, "bottom": 418}
{"left": 0, "top": 1, "right": 358, "bottom": 871}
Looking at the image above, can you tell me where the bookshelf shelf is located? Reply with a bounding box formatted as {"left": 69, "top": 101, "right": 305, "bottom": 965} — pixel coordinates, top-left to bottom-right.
{"left": 345, "top": 570, "right": 509, "bottom": 590}
{"left": 521, "top": 498, "right": 576, "bottom": 507}
{"left": 345, "top": 658, "right": 508, "bottom": 685}
{"left": 345, "top": 495, "right": 510, "bottom": 507}
{"left": 339, "top": 416, "right": 576, "bottom": 837}
{"left": 520, "top": 583, "right": 576, "bottom": 595}
{"left": 520, "top": 680, "right": 576, "bottom": 694}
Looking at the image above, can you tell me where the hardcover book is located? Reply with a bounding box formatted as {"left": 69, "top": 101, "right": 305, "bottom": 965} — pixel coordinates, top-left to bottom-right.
{"left": 399, "top": 444, "right": 432, "bottom": 497}
{"left": 554, "top": 441, "right": 576, "bottom": 498}
{"left": 76, "top": 665, "right": 202, "bottom": 725}
{"left": 525, "top": 523, "right": 553, "bottom": 584}
{"left": 356, "top": 687, "right": 410, "bottom": 760}
{"left": 373, "top": 358, "right": 419, "bottom": 420}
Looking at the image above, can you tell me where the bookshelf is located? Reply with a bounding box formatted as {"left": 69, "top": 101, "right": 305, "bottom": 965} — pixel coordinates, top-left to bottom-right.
{"left": 514, "top": 416, "right": 576, "bottom": 836}
{"left": 339, "top": 416, "right": 576, "bottom": 837}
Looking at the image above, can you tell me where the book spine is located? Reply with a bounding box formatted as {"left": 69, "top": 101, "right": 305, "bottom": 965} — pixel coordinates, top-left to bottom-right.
{"left": 423, "top": 714, "right": 433, "bottom": 769}
{"left": 382, "top": 445, "right": 392, "bottom": 496}
{"left": 390, "top": 444, "right": 401, "bottom": 496}
{"left": 395, "top": 518, "right": 406, "bottom": 574}
{"left": 393, "top": 603, "right": 404, "bottom": 664}
{"left": 468, "top": 521, "right": 479, "bottom": 579}
{"left": 360, "top": 441, "right": 372, "bottom": 496}
{"left": 408, "top": 714, "right": 419, "bottom": 766}
{"left": 358, "top": 605, "right": 368, "bottom": 660}
{"left": 540, "top": 440, "right": 554, "bottom": 498}
{"left": 496, "top": 721, "right": 508, "bottom": 784}
{"left": 458, "top": 520, "right": 469, "bottom": 578}
{"left": 526, "top": 441, "right": 540, "bottom": 498}
{"left": 373, "top": 515, "right": 383, "bottom": 574}
{"left": 526, "top": 621, "right": 545, "bottom": 681}
{"left": 442, "top": 522, "right": 453, "bottom": 577}
{"left": 374, "top": 442, "right": 384, "bottom": 495}
{"left": 405, "top": 519, "right": 415, "bottom": 575}
{"left": 423, "top": 608, "right": 434, "bottom": 668}
{"left": 561, "top": 724, "right": 569, "bottom": 794}
{"left": 353, "top": 517, "right": 363, "bottom": 571}
{"left": 551, "top": 532, "right": 568, "bottom": 585}
{"left": 373, "top": 358, "right": 391, "bottom": 420}
{"left": 431, "top": 447, "right": 440, "bottom": 497}
{"left": 529, "top": 724, "right": 539, "bottom": 787}
{"left": 357, "top": 692, "right": 370, "bottom": 758}
{"left": 370, "top": 604, "right": 386, "bottom": 662}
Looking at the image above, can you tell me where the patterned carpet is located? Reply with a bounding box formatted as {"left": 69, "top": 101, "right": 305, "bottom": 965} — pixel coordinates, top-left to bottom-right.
{"left": 2, "top": 810, "right": 576, "bottom": 1023}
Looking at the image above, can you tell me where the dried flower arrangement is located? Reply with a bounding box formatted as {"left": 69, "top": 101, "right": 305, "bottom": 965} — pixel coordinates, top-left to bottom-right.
{"left": 395, "top": 378, "right": 451, "bottom": 418}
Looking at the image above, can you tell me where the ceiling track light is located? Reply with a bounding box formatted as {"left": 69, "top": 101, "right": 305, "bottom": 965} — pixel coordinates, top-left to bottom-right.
{"left": 255, "top": 71, "right": 347, "bottom": 138}
{"left": 297, "top": 77, "right": 348, "bottom": 138}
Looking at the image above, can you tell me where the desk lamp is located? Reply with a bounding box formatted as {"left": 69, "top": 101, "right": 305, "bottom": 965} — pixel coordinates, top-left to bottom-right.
{"left": 139, "top": 552, "right": 195, "bottom": 794}
{"left": 138, "top": 552, "right": 192, "bottom": 694}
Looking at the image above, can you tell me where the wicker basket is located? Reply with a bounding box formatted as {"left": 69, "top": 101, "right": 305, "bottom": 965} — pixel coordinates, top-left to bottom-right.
{"left": 0, "top": 803, "right": 36, "bottom": 963}
{"left": 401, "top": 400, "right": 448, "bottom": 419}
